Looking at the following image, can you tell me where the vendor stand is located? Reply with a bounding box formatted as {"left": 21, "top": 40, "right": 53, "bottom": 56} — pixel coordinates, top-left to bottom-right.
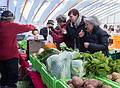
{"left": 18, "top": 34, "right": 120, "bottom": 88}
{"left": 18, "top": 35, "right": 46, "bottom": 88}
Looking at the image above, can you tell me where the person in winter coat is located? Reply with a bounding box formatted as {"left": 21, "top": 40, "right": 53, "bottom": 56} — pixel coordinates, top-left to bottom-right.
{"left": 0, "top": 10, "right": 35, "bottom": 88}
{"left": 40, "top": 20, "right": 54, "bottom": 40}
{"left": 79, "top": 16, "right": 109, "bottom": 56}
{"left": 51, "top": 15, "right": 67, "bottom": 49}
{"left": 64, "top": 9, "right": 86, "bottom": 50}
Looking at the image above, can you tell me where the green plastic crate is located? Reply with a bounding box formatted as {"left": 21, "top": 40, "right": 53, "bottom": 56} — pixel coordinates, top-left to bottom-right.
{"left": 96, "top": 77, "right": 120, "bottom": 88}
{"left": 33, "top": 59, "right": 56, "bottom": 88}
{"left": 29, "top": 55, "right": 33, "bottom": 64}
{"left": 31, "top": 57, "right": 120, "bottom": 88}
{"left": 34, "top": 59, "right": 45, "bottom": 70}
{"left": 18, "top": 40, "right": 27, "bottom": 50}
{"left": 29, "top": 55, "right": 45, "bottom": 70}
{"left": 29, "top": 55, "right": 36, "bottom": 69}
{"left": 39, "top": 67, "right": 56, "bottom": 88}
{"left": 55, "top": 80, "right": 69, "bottom": 88}
{"left": 33, "top": 59, "right": 69, "bottom": 88}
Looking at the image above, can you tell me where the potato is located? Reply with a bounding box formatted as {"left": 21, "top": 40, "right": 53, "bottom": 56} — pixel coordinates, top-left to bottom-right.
{"left": 115, "top": 79, "right": 120, "bottom": 83}
{"left": 72, "top": 76, "right": 84, "bottom": 87}
{"left": 102, "top": 85, "right": 112, "bottom": 88}
{"left": 69, "top": 84, "right": 74, "bottom": 88}
{"left": 97, "top": 81, "right": 103, "bottom": 87}
{"left": 86, "top": 84, "right": 95, "bottom": 88}
{"left": 107, "top": 75, "right": 112, "bottom": 80}
{"left": 112, "top": 72, "right": 120, "bottom": 80}
{"left": 67, "top": 80, "right": 73, "bottom": 85}
{"left": 84, "top": 79, "right": 100, "bottom": 88}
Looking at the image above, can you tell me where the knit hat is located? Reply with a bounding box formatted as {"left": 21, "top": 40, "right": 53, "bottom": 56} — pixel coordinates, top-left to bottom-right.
{"left": 0, "top": 10, "right": 15, "bottom": 21}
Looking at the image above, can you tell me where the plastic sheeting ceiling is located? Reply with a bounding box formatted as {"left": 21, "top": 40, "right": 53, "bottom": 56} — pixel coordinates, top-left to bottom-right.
{"left": 0, "top": 0, "right": 120, "bottom": 26}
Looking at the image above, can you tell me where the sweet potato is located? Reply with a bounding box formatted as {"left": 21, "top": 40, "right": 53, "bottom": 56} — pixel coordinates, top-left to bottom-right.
{"left": 72, "top": 76, "right": 84, "bottom": 87}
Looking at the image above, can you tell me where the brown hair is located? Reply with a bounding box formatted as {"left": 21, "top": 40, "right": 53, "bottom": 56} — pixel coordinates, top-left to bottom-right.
{"left": 68, "top": 9, "right": 79, "bottom": 17}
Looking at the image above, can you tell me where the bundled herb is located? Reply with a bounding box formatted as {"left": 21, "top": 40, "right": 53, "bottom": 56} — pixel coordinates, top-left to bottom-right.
{"left": 82, "top": 52, "right": 111, "bottom": 77}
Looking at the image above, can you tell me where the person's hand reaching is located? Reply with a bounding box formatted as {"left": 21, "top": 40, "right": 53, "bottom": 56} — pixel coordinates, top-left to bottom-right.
{"left": 84, "top": 42, "right": 89, "bottom": 48}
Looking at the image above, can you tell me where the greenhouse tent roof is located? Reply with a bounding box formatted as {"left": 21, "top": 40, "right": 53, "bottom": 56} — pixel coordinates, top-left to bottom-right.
{"left": 0, "top": 0, "right": 120, "bottom": 25}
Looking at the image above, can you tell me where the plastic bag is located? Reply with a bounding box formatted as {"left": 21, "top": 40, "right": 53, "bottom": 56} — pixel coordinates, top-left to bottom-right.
{"left": 46, "top": 35, "right": 53, "bottom": 43}
{"left": 46, "top": 51, "right": 72, "bottom": 79}
{"left": 72, "top": 60, "right": 86, "bottom": 77}
{"left": 46, "top": 28, "right": 53, "bottom": 43}
{"left": 46, "top": 54, "right": 61, "bottom": 78}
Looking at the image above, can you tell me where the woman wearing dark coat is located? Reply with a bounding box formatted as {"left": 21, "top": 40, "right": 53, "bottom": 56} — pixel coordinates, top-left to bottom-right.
{"left": 64, "top": 9, "right": 86, "bottom": 50}
{"left": 79, "top": 16, "right": 109, "bottom": 56}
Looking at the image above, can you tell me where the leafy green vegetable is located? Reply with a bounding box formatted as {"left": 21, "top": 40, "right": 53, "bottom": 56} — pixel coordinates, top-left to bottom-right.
{"left": 60, "top": 42, "right": 74, "bottom": 51}
{"left": 109, "top": 59, "right": 120, "bottom": 73}
{"left": 82, "top": 52, "right": 112, "bottom": 77}
{"left": 36, "top": 48, "right": 60, "bottom": 64}
{"left": 18, "top": 39, "right": 27, "bottom": 50}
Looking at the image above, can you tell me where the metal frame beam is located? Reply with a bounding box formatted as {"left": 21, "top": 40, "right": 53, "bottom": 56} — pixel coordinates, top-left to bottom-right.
{"left": 19, "top": 0, "right": 28, "bottom": 22}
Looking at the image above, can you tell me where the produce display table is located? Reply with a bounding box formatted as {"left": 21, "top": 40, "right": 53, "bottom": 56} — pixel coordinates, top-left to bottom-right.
{"left": 19, "top": 53, "right": 45, "bottom": 88}
{"left": 18, "top": 39, "right": 120, "bottom": 88}
{"left": 30, "top": 51, "right": 120, "bottom": 88}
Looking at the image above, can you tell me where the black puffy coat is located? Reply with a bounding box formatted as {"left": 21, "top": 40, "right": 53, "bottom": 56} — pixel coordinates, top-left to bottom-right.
{"left": 40, "top": 27, "right": 54, "bottom": 40}
{"left": 64, "top": 16, "right": 86, "bottom": 49}
{"left": 40, "top": 27, "right": 48, "bottom": 40}
{"left": 79, "top": 26, "right": 109, "bottom": 56}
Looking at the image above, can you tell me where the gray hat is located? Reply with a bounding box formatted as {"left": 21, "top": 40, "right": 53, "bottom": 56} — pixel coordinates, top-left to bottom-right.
{"left": 84, "top": 16, "right": 101, "bottom": 26}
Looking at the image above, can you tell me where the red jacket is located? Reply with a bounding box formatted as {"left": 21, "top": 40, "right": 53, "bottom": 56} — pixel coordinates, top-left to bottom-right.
{"left": 0, "top": 22, "right": 35, "bottom": 60}
{"left": 52, "top": 24, "right": 66, "bottom": 44}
